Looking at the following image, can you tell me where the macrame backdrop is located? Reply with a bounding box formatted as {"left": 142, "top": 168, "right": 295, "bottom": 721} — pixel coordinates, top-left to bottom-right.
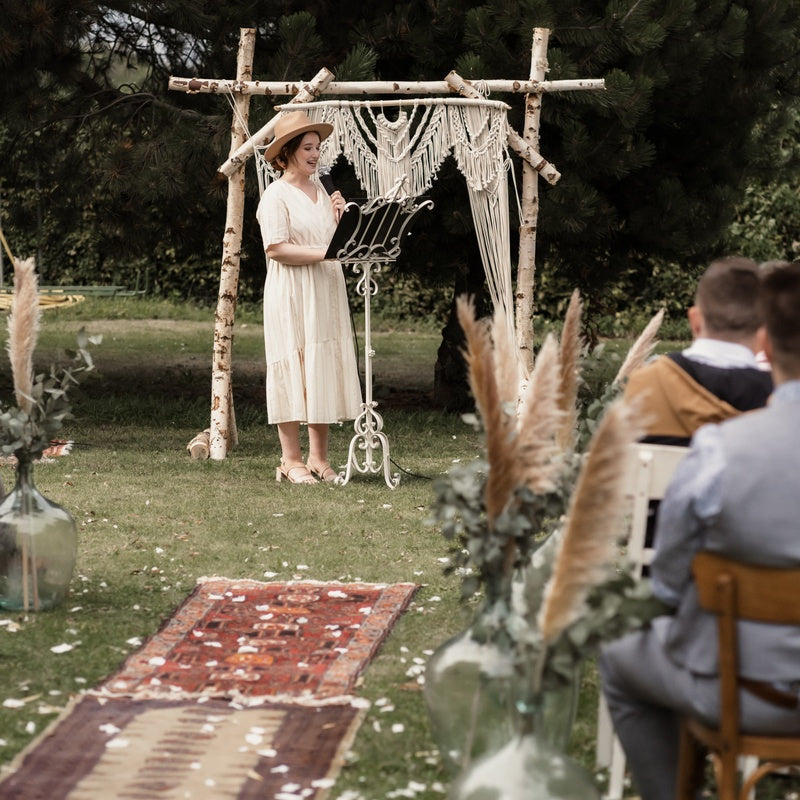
{"left": 256, "top": 98, "right": 515, "bottom": 330}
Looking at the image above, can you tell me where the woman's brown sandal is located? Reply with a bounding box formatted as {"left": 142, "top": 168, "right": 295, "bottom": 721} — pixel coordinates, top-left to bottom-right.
{"left": 276, "top": 461, "right": 318, "bottom": 484}
{"left": 306, "top": 459, "right": 338, "bottom": 483}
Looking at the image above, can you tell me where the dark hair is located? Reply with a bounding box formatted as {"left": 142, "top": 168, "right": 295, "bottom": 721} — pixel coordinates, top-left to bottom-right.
{"left": 694, "top": 256, "right": 761, "bottom": 336}
{"left": 758, "top": 260, "right": 800, "bottom": 375}
{"left": 269, "top": 131, "right": 319, "bottom": 172}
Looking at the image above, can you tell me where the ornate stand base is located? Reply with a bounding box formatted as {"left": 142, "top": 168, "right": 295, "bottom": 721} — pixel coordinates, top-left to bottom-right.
{"left": 337, "top": 402, "right": 400, "bottom": 489}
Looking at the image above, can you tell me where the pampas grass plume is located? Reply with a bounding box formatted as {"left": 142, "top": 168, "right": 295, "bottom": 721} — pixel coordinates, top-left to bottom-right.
{"left": 615, "top": 308, "right": 665, "bottom": 385}
{"left": 7, "top": 257, "right": 40, "bottom": 414}
{"left": 456, "top": 296, "right": 516, "bottom": 522}
{"left": 516, "top": 334, "right": 564, "bottom": 494}
{"left": 557, "top": 289, "right": 582, "bottom": 451}
{"left": 536, "top": 398, "right": 641, "bottom": 643}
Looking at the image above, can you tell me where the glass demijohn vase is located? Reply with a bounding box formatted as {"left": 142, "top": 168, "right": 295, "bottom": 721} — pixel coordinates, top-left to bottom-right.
{"left": 0, "top": 455, "right": 78, "bottom": 611}
{"left": 424, "top": 598, "right": 518, "bottom": 775}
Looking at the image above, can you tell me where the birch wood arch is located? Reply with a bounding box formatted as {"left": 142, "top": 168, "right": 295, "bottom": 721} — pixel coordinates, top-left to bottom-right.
{"left": 169, "top": 27, "right": 605, "bottom": 460}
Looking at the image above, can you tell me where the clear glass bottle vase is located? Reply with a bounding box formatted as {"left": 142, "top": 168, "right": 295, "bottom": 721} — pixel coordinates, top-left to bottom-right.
{"left": 423, "top": 598, "right": 518, "bottom": 775}
{"left": 0, "top": 456, "right": 78, "bottom": 611}
{"left": 446, "top": 724, "right": 600, "bottom": 800}
{"left": 424, "top": 594, "right": 582, "bottom": 776}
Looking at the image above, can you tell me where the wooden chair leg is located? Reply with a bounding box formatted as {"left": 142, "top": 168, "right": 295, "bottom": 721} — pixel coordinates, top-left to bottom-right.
{"left": 718, "top": 750, "right": 739, "bottom": 800}
{"left": 676, "top": 724, "right": 706, "bottom": 800}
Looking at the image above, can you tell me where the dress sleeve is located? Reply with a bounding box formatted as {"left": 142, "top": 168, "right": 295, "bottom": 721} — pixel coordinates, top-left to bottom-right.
{"left": 256, "top": 185, "right": 291, "bottom": 249}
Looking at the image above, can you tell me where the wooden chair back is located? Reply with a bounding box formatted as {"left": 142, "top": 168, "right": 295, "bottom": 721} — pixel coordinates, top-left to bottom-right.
{"left": 677, "top": 552, "right": 800, "bottom": 800}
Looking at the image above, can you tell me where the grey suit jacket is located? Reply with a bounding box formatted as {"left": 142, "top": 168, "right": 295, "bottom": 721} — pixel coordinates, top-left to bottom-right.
{"left": 652, "top": 385, "right": 800, "bottom": 681}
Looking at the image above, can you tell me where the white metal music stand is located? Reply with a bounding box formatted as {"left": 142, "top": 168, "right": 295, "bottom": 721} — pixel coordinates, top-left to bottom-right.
{"left": 326, "top": 189, "right": 433, "bottom": 488}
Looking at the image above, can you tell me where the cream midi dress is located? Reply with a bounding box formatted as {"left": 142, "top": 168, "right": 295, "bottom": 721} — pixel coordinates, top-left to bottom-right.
{"left": 256, "top": 178, "right": 362, "bottom": 425}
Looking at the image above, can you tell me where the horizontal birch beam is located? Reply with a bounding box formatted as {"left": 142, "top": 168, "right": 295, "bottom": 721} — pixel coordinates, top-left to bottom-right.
{"left": 445, "top": 71, "right": 560, "bottom": 185}
{"left": 215, "top": 67, "right": 334, "bottom": 179}
{"left": 169, "top": 76, "right": 605, "bottom": 97}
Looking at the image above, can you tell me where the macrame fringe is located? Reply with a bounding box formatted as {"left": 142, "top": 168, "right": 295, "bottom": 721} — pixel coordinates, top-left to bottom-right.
{"left": 255, "top": 100, "right": 515, "bottom": 318}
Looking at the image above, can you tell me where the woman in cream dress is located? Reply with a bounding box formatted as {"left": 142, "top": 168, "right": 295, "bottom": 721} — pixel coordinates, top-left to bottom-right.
{"left": 256, "top": 111, "right": 362, "bottom": 484}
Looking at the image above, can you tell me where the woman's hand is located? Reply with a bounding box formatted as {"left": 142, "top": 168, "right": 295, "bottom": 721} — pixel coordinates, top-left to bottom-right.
{"left": 329, "top": 190, "right": 346, "bottom": 222}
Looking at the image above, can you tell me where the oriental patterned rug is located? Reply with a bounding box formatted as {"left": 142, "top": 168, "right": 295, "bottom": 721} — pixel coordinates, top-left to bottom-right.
{"left": 0, "top": 579, "right": 417, "bottom": 799}
{"left": 100, "top": 578, "right": 417, "bottom": 700}
{"left": 0, "top": 694, "right": 365, "bottom": 800}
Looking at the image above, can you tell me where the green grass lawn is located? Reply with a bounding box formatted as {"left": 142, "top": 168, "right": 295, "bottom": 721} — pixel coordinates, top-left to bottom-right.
{"left": 0, "top": 297, "right": 795, "bottom": 799}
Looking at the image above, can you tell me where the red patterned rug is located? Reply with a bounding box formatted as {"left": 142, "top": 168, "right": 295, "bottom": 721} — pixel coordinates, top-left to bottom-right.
{"left": 0, "top": 579, "right": 417, "bottom": 799}
{"left": 100, "top": 578, "right": 418, "bottom": 700}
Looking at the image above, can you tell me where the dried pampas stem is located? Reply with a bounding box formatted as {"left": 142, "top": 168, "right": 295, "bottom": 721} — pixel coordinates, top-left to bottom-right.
{"left": 557, "top": 289, "right": 582, "bottom": 451}
{"left": 614, "top": 308, "right": 665, "bottom": 385}
{"left": 491, "top": 303, "right": 522, "bottom": 412}
{"left": 516, "top": 334, "right": 564, "bottom": 494}
{"left": 456, "top": 296, "right": 516, "bottom": 522}
{"left": 7, "top": 257, "right": 41, "bottom": 415}
{"left": 536, "top": 398, "right": 641, "bottom": 644}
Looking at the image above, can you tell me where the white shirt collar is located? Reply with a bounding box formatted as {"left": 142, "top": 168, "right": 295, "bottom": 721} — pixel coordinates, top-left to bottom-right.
{"left": 682, "top": 338, "right": 759, "bottom": 369}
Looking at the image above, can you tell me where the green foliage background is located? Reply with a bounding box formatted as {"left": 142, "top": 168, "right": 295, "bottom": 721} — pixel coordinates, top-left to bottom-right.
{"left": 0, "top": 0, "right": 798, "bottom": 332}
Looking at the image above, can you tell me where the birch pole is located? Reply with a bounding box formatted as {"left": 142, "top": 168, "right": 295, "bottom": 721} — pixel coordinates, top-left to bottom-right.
{"left": 206, "top": 56, "right": 334, "bottom": 459}
{"left": 515, "top": 28, "right": 550, "bottom": 374}
{"left": 209, "top": 28, "right": 255, "bottom": 460}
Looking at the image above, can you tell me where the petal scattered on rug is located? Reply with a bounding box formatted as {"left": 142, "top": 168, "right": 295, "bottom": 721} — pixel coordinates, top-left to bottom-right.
{"left": 98, "top": 579, "right": 418, "bottom": 700}
{"left": 0, "top": 694, "right": 366, "bottom": 800}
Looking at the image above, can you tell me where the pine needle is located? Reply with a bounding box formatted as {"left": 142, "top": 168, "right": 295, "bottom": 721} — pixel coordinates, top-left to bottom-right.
{"left": 516, "top": 334, "right": 564, "bottom": 494}
{"left": 536, "top": 398, "right": 641, "bottom": 643}
{"left": 614, "top": 308, "right": 665, "bottom": 385}
{"left": 456, "top": 296, "right": 516, "bottom": 522}
{"left": 557, "top": 289, "right": 582, "bottom": 451}
{"left": 7, "top": 257, "right": 40, "bottom": 414}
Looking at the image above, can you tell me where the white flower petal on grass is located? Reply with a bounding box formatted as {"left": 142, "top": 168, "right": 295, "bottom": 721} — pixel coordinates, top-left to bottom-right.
{"left": 263, "top": 571, "right": 278, "bottom": 578}
{"left": 50, "top": 643, "right": 74, "bottom": 654}
{"left": 296, "top": 564, "right": 309, "bottom": 571}
{"left": 25, "top": 721, "right": 36, "bottom": 734}
{"left": 126, "top": 637, "right": 142, "bottom": 647}
{"left": 3, "top": 699, "right": 25, "bottom": 708}
{"left": 391, "top": 723, "right": 405, "bottom": 733}
{"left": 311, "top": 778, "right": 335, "bottom": 788}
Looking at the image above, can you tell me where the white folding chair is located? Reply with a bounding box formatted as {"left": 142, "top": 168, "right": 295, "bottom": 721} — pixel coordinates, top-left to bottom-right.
{"left": 596, "top": 442, "right": 688, "bottom": 799}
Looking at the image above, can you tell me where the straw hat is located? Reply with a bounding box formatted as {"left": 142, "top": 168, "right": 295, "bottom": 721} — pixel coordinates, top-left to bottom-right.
{"left": 264, "top": 111, "right": 333, "bottom": 162}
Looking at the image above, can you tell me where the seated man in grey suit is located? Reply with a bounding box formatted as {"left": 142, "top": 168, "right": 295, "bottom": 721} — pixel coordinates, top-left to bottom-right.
{"left": 599, "top": 260, "right": 800, "bottom": 800}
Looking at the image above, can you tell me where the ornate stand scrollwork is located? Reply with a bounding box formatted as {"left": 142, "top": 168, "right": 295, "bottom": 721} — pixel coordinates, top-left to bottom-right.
{"left": 328, "top": 190, "right": 433, "bottom": 489}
